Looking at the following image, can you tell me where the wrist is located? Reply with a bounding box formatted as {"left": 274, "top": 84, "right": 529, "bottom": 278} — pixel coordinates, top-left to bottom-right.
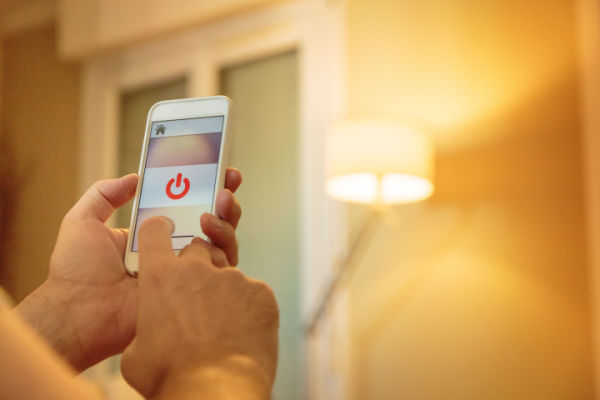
{"left": 14, "top": 281, "right": 86, "bottom": 371}
{"left": 152, "top": 355, "right": 272, "bottom": 400}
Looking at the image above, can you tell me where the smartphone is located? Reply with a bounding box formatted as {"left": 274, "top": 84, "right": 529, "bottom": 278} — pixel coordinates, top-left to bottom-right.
{"left": 124, "top": 96, "right": 232, "bottom": 275}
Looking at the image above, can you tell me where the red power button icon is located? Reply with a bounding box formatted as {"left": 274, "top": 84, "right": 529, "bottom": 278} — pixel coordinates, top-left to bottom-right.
{"left": 166, "top": 173, "right": 190, "bottom": 200}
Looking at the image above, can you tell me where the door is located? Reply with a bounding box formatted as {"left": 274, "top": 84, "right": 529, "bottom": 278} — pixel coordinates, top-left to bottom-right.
{"left": 221, "top": 50, "right": 301, "bottom": 400}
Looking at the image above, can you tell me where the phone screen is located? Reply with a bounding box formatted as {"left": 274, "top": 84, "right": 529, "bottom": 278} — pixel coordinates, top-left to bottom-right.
{"left": 131, "top": 116, "right": 224, "bottom": 251}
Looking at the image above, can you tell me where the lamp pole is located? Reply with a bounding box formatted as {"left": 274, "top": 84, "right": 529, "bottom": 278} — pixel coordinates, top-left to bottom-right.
{"left": 304, "top": 208, "right": 382, "bottom": 335}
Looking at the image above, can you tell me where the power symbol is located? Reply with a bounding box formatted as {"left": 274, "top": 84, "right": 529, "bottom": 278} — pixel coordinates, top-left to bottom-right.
{"left": 166, "top": 173, "right": 190, "bottom": 200}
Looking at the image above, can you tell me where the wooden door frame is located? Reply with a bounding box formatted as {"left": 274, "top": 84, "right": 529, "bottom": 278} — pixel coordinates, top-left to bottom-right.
{"left": 577, "top": 0, "right": 600, "bottom": 396}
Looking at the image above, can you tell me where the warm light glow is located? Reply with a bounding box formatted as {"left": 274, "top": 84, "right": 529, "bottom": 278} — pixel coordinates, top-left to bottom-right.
{"left": 381, "top": 173, "right": 434, "bottom": 203}
{"left": 326, "top": 173, "right": 433, "bottom": 204}
{"left": 347, "top": 0, "right": 575, "bottom": 151}
{"left": 326, "top": 173, "right": 378, "bottom": 204}
{"left": 325, "top": 118, "right": 435, "bottom": 205}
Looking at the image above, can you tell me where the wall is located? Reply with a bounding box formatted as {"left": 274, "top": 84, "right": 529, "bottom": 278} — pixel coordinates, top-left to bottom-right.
{"left": 1, "top": 25, "right": 80, "bottom": 301}
{"left": 345, "top": 0, "right": 593, "bottom": 398}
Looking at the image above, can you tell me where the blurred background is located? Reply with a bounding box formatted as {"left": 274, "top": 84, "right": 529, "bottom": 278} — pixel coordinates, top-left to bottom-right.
{"left": 1, "top": 0, "right": 600, "bottom": 399}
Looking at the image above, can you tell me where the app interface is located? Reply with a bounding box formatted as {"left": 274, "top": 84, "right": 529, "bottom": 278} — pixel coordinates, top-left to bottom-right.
{"left": 131, "top": 116, "right": 224, "bottom": 251}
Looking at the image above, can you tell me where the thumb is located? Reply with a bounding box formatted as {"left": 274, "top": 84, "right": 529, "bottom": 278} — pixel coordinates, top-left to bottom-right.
{"left": 68, "top": 174, "right": 138, "bottom": 222}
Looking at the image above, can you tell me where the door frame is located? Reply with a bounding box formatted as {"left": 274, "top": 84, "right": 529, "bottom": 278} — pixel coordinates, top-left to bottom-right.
{"left": 79, "top": 1, "right": 349, "bottom": 398}
{"left": 577, "top": 0, "right": 600, "bottom": 396}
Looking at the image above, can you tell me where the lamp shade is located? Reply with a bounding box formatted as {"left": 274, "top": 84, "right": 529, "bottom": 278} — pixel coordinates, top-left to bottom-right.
{"left": 325, "top": 117, "right": 434, "bottom": 204}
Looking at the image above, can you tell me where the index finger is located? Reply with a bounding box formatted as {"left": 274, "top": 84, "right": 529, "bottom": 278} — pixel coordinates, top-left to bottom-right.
{"left": 138, "top": 216, "right": 176, "bottom": 270}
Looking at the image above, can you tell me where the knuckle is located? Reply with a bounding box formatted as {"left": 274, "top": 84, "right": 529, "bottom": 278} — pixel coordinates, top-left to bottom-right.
{"left": 138, "top": 260, "right": 166, "bottom": 280}
{"left": 180, "top": 250, "right": 211, "bottom": 268}
{"left": 120, "top": 346, "right": 155, "bottom": 398}
{"left": 188, "top": 255, "right": 212, "bottom": 269}
{"left": 90, "top": 179, "right": 111, "bottom": 197}
{"left": 212, "top": 248, "right": 228, "bottom": 266}
{"left": 251, "top": 280, "right": 277, "bottom": 304}
{"left": 92, "top": 179, "right": 108, "bottom": 189}
{"left": 252, "top": 281, "right": 279, "bottom": 325}
{"left": 214, "top": 246, "right": 226, "bottom": 257}
{"left": 179, "top": 243, "right": 191, "bottom": 255}
{"left": 222, "top": 267, "right": 247, "bottom": 284}
{"left": 216, "top": 221, "right": 230, "bottom": 237}
{"left": 120, "top": 344, "right": 138, "bottom": 383}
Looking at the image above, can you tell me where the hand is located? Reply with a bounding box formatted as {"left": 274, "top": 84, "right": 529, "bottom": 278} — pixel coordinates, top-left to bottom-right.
{"left": 121, "top": 216, "right": 279, "bottom": 400}
{"left": 16, "top": 168, "right": 243, "bottom": 371}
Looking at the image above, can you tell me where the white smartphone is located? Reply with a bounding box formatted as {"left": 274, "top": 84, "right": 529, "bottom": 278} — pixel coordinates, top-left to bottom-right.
{"left": 124, "top": 96, "right": 232, "bottom": 275}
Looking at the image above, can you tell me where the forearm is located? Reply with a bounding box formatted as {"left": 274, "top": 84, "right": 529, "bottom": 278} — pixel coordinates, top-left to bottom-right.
{"left": 1, "top": 305, "right": 103, "bottom": 400}
{"left": 153, "top": 356, "right": 272, "bottom": 400}
{"left": 14, "top": 282, "right": 85, "bottom": 371}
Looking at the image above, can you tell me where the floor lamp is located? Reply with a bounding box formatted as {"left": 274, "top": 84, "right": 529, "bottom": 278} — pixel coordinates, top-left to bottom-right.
{"left": 305, "top": 117, "right": 435, "bottom": 333}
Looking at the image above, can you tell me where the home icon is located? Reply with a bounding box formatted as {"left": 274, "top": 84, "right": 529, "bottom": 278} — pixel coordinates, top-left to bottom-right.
{"left": 156, "top": 124, "right": 166, "bottom": 135}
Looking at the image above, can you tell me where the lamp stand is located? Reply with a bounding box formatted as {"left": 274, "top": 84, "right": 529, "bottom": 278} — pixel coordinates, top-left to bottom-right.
{"left": 304, "top": 207, "right": 387, "bottom": 335}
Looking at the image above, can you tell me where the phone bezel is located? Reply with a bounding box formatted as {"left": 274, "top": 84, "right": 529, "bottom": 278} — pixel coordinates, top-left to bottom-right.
{"left": 124, "top": 96, "right": 232, "bottom": 276}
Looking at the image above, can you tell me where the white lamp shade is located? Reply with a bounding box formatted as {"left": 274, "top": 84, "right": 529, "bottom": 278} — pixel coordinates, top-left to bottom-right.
{"left": 325, "top": 117, "right": 434, "bottom": 204}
